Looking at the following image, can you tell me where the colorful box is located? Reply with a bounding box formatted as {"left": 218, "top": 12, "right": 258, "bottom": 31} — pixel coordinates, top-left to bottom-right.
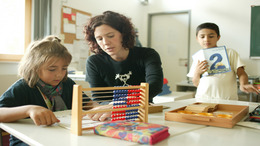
{"left": 94, "top": 121, "right": 170, "bottom": 145}
{"left": 254, "top": 82, "right": 260, "bottom": 90}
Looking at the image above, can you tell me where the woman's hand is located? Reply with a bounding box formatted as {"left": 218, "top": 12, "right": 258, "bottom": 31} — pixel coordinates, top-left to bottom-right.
{"left": 85, "top": 104, "right": 112, "bottom": 122}
{"left": 27, "top": 106, "right": 59, "bottom": 126}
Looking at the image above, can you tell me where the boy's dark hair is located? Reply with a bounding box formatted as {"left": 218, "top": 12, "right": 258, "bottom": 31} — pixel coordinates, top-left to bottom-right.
{"left": 196, "top": 22, "right": 220, "bottom": 37}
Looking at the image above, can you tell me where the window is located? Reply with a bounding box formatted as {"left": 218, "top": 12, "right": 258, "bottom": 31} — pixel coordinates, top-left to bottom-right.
{"left": 0, "top": 0, "right": 31, "bottom": 62}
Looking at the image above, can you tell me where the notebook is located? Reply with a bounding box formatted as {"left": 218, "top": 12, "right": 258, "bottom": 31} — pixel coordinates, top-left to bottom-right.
{"left": 55, "top": 110, "right": 104, "bottom": 130}
{"left": 94, "top": 120, "right": 170, "bottom": 145}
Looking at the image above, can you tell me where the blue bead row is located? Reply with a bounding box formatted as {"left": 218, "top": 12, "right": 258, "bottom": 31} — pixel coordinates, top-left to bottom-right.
{"left": 113, "top": 90, "right": 128, "bottom": 94}
{"left": 113, "top": 97, "right": 127, "bottom": 101}
{"left": 126, "top": 109, "right": 138, "bottom": 112}
{"left": 113, "top": 94, "right": 128, "bottom": 98}
{"left": 126, "top": 111, "right": 138, "bottom": 116}
{"left": 126, "top": 116, "right": 138, "bottom": 120}
{"left": 127, "top": 104, "right": 139, "bottom": 107}
{"left": 113, "top": 102, "right": 127, "bottom": 106}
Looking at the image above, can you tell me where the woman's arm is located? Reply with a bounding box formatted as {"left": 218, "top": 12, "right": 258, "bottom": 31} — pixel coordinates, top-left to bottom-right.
{"left": 86, "top": 56, "right": 107, "bottom": 88}
{"left": 143, "top": 49, "right": 163, "bottom": 102}
{"left": 85, "top": 103, "right": 112, "bottom": 122}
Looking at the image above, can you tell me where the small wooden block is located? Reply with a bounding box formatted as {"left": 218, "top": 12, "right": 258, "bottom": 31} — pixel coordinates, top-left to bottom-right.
{"left": 184, "top": 103, "right": 218, "bottom": 113}
{"left": 149, "top": 104, "right": 163, "bottom": 113}
{"left": 184, "top": 104, "right": 209, "bottom": 113}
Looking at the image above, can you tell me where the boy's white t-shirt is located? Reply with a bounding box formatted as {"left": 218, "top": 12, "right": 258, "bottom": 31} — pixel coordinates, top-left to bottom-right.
{"left": 187, "top": 48, "right": 245, "bottom": 100}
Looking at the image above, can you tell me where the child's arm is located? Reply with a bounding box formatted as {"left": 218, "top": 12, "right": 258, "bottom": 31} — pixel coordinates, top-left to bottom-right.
{"left": 237, "top": 67, "right": 260, "bottom": 94}
{"left": 192, "top": 60, "right": 208, "bottom": 86}
{"left": 0, "top": 105, "right": 59, "bottom": 126}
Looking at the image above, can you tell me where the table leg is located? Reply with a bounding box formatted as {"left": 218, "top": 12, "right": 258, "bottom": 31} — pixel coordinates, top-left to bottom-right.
{"left": 0, "top": 128, "right": 3, "bottom": 146}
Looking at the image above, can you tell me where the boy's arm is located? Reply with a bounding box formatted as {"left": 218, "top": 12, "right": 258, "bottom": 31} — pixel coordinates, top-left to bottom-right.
{"left": 0, "top": 105, "right": 59, "bottom": 126}
{"left": 192, "top": 60, "right": 208, "bottom": 87}
{"left": 192, "top": 73, "right": 201, "bottom": 87}
{"left": 237, "top": 67, "right": 260, "bottom": 94}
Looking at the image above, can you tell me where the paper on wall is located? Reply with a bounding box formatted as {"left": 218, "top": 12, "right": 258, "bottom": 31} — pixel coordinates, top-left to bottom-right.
{"left": 63, "top": 7, "right": 71, "bottom": 14}
{"left": 63, "top": 18, "right": 69, "bottom": 24}
{"left": 76, "top": 12, "right": 90, "bottom": 26}
{"left": 64, "top": 23, "right": 76, "bottom": 34}
{"left": 76, "top": 26, "right": 85, "bottom": 39}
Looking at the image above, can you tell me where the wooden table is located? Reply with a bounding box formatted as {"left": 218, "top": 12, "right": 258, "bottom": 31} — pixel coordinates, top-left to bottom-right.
{"left": 1, "top": 98, "right": 260, "bottom": 146}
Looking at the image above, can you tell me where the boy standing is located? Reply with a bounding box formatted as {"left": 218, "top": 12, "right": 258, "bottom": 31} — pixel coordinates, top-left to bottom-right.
{"left": 187, "top": 22, "right": 259, "bottom": 100}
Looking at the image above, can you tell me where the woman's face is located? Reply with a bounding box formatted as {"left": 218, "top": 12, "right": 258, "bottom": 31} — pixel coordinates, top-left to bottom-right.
{"left": 38, "top": 57, "right": 68, "bottom": 86}
{"left": 94, "top": 24, "right": 126, "bottom": 59}
{"left": 196, "top": 28, "right": 220, "bottom": 49}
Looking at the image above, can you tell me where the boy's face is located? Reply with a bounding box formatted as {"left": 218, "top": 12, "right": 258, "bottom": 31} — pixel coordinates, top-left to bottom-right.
{"left": 38, "top": 57, "right": 68, "bottom": 86}
{"left": 196, "top": 28, "right": 220, "bottom": 49}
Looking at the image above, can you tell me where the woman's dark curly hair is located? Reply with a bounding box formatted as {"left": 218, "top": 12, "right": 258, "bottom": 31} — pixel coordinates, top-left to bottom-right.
{"left": 84, "top": 11, "right": 136, "bottom": 54}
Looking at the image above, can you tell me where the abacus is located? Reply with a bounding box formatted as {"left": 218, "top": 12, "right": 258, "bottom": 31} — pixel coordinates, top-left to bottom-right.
{"left": 70, "top": 83, "right": 149, "bottom": 135}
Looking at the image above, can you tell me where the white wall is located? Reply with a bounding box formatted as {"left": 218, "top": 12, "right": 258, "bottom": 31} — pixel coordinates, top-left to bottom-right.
{"left": 1, "top": 0, "right": 260, "bottom": 77}
{"left": 0, "top": 62, "right": 18, "bottom": 75}
{"left": 146, "top": 0, "right": 260, "bottom": 76}
{"left": 51, "top": 0, "right": 147, "bottom": 42}
{"left": 51, "top": 0, "right": 260, "bottom": 76}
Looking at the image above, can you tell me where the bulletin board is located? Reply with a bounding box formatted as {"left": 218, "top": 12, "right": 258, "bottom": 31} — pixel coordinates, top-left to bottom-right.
{"left": 61, "top": 5, "right": 91, "bottom": 43}
{"left": 250, "top": 5, "right": 260, "bottom": 59}
{"left": 61, "top": 5, "right": 92, "bottom": 72}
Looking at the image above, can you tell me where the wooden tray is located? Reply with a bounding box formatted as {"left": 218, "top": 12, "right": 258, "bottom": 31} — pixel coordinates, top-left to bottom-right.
{"left": 165, "top": 103, "right": 249, "bottom": 128}
{"left": 148, "top": 104, "right": 163, "bottom": 113}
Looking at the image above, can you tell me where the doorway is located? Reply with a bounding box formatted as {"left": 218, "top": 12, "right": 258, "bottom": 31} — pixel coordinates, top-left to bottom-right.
{"left": 148, "top": 11, "right": 191, "bottom": 91}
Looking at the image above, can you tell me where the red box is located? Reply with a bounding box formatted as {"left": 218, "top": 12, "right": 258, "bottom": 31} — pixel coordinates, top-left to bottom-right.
{"left": 254, "top": 82, "right": 260, "bottom": 90}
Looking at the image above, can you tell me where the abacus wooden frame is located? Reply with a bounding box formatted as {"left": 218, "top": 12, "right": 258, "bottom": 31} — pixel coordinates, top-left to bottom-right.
{"left": 70, "top": 83, "right": 149, "bottom": 135}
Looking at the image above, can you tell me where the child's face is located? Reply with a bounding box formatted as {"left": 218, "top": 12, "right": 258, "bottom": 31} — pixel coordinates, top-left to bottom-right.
{"left": 196, "top": 28, "right": 220, "bottom": 49}
{"left": 38, "top": 57, "right": 69, "bottom": 86}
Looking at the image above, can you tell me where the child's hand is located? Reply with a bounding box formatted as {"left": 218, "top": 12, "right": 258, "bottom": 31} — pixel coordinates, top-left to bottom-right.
{"left": 240, "top": 84, "right": 260, "bottom": 94}
{"left": 85, "top": 104, "right": 112, "bottom": 122}
{"left": 27, "top": 106, "right": 60, "bottom": 126}
{"left": 195, "top": 60, "right": 208, "bottom": 75}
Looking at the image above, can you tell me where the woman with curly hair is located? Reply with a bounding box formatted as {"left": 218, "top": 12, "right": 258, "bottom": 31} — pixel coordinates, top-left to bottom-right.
{"left": 84, "top": 11, "right": 163, "bottom": 103}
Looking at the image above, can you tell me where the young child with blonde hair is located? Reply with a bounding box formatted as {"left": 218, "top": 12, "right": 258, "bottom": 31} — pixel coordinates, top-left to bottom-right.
{"left": 0, "top": 35, "right": 109, "bottom": 146}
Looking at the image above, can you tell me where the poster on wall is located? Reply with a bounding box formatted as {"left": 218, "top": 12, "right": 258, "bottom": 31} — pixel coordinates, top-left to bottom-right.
{"left": 61, "top": 6, "right": 91, "bottom": 73}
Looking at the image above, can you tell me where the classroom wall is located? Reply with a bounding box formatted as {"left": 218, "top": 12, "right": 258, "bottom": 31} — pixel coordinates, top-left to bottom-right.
{"left": 51, "top": 0, "right": 147, "bottom": 49}
{"left": 146, "top": 0, "right": 260, "bottom": 79}
{"left": 1, "top": 0, "right": 260, "bottom": 93}
{"left": 51, "top": 0, "right": 260, "bottom": 76}
{"left": 147, "top": 0, "right": 260, "bottom": 77}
